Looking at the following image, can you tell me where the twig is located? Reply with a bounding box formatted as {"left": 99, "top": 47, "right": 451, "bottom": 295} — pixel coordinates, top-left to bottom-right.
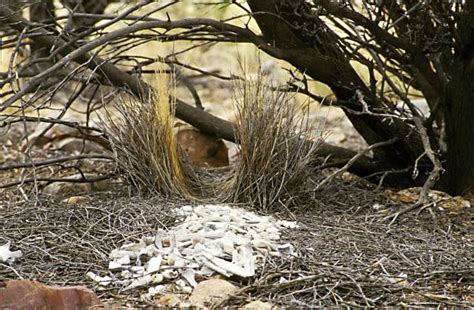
{"left": 315, "top": 137, "right": 398, "bottom": 190}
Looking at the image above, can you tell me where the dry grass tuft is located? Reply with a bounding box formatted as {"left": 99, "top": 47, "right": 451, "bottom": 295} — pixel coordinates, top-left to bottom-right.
{"left": 218, "top": 74, "right": 321, "bottom": 210}
{"left": 105, "top": 70, "right": 198, "bottom": 198}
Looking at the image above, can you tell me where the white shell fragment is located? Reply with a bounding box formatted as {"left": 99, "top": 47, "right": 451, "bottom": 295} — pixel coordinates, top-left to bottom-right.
{"left": 90, "top": 204, "right": 298, "bottom": 298}
{"left": 0, "top": 241, "right": 22, "bottom": 264}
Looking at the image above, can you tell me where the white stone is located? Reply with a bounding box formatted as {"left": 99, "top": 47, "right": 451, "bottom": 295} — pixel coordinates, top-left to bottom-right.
{"left": 182, "top": 269, "right": 198, "bottom": 288}
{"left": 86, "top": 272, "right": 112, "bottom": 286}
{"left": 130, "top": 266, "right": 145, "bottom": 275}
{"left": 240, "top": 301, "right": 273, "bottom": 310}
{"left": 0, "top": 241, "right": 22, "bottom": 264}
{"left": 142, "top": 285, "right": 165, "bottom": 299}
{"left": 146, "top": 255, "right": 162, "bottom": 274}
{"left": 108, "top": 261, "right": 122, "bottom": 270}
{"left": 124, "top": 274, "right": 152, "bottom": 290}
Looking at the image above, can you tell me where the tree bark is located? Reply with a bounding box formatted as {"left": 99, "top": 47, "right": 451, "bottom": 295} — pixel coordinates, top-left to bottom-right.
{"left": 441, "top": 1, "right": 474, "bottom": 195}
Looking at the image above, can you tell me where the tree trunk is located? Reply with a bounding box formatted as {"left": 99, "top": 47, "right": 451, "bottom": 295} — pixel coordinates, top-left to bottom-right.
{"left": 440, "top": 1, "right": 474, "bottom": 195}
{"left": 442, "top": 66, "right": 474, "bottom": 195}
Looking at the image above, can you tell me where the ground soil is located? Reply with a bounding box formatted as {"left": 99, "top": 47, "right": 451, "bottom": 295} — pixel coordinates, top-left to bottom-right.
{"left": 0, "top": 138, "right": 472, "bottom": 307}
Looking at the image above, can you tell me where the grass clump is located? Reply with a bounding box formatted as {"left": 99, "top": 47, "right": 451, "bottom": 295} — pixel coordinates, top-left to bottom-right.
{"left": 106, "top": 70, "right": 197, "bottom": 198}
{"left": 219, "top": 74, "right": 321, "bottom": 210}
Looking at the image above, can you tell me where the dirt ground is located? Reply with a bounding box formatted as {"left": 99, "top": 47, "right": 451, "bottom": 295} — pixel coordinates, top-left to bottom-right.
{"left": 0, "top": 133, "right": 472, "bottom": 307}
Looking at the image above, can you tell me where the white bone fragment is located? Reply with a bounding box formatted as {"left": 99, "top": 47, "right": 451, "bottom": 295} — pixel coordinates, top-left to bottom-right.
{"left": 142, "top": 285, "right": 165, "bottom": 299}
{"left": 268, "top": 233, "right": 280, "bottom": 240}
{"left": 124, "top": 274, "right": 152, "bottom": 291}
{"left": 146, "top": 255, "right": 162, "bottom": 274}
{"left": 278, "top": 243, "right": 294, "bottom": 252}
{"left": 130, "top": 266, "right": 145, "bottom": 275}
{"left": 252, "top": 239, "right": 272, "bottom": 249}
{"left": 206, "top": 222, "right": 229, "bottom": 230}
{"left": 232, "top": 234, "right": 251, "bottom": 246}
{"left": 176, "top": 279, "right": 187, "bottom": 289}
{"left": 181, "top": 205, "right": 193, "bottom": 212}
{"left": 197, "top": 265, "right": 215, "bottom": 277}
{"left": 117, "top": 254, "right": 131, "bottom": 265}
{"left": 109, "top": 249, "right": 137, "bottom": 260}
{"left": 177, "top": 240, "right": 193, "bottom": 248}
{"left": 200, "top": 230, "right": 226, "bottom": 239}
{"left": 265, "top": 227, "right": 279, "bottom": 234}
{"left": 0, "top": 241, "right": 22, "bottom": 264}
{"left": 86, "top": 272, "right": 112, "bottom": 286}
{"left": 108, "top": 261, "right": 122, "bottom": 270}
{"left": 143, "top": 236, "right": 155, "bottom": 245}
{"left": 182, "top": 269, "right": 198, "bottom": 288}
{"left": 121, "top": 240, "right": 146, "bottom": 252}
{"left": 164, "top": 255, "right": 174, "bottom": 266}
{"left": 229, "top": 224, "right": 247, "bottom": 234}
{"left": 121, "top": 270, "right": 132, "bottom": 278}
{"left": 246, "top": 228, "right": 259, "bottom": 239}
{"left": 181, "top": 286, "right": 193, "bottom": 294}
{"left": 174, "top": 258, "right": 186, "bottom": 268}
{"left": 202, "top": 260, "right": 231, "bottom": 277}
{"left": 222, "top": 232, "right": 235, "bottom": 254}
{"left": 276, "top": 220, "right": 299, "bottom": 229}
{"left": 210, "top": 256, "right": 254, "bottom": 277}
{"left": 188, "top": 224, "right": 202, "bottom": 232}
{"left": 141, "top": 244, "right": 160, "bottom": 257}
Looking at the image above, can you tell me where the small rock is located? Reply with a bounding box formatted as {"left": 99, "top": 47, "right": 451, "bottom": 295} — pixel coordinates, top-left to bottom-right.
{"left": 43, "top": 182, "right": 91, "bottom": 196}
{"left": 0, "top": 241, "right": 22, "bottom": 264}
{"left": 159, "top": 293, "right": 181, "bottom": 307}
{"left": 62, "top": 196, "right": 91, "bottom": 205}
{"left": 189, "top": 279, "right": 237, "bottom": 306}
{"left": 0, "top": 280, "right": 103, "bottom": 309}
{"left": 240, "top": 300, "right": 274, "bottom": 310}
{"left": 56, "top": 138, "right": 105, "bottom": 154}
{"left": 42, "top": 174, "right": 113, "bottom": 196}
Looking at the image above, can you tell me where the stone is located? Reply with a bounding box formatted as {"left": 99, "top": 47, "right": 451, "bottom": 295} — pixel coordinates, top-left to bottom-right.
{"left": 62, "top": 196, "right": 92, "bottom": 204}
{"left": 240, "top": 301, "right": 274, "bottom": 310}
{"left": 0, "top": 280, "right": 103, "bottom": 309}
{"left": 176, "top": 128, "right": 229, "bottom": 168}
{"left": 0, "top": 241, "right": 22, "bottom": 263}
{"left": 42, "top": 173, "right": 113, "bottom": 196}
{"left": 158, "top": 293, "right": 181, "bottom": 307}
{"left": 189, "top": 279, "right": 237, "bottom": 306}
